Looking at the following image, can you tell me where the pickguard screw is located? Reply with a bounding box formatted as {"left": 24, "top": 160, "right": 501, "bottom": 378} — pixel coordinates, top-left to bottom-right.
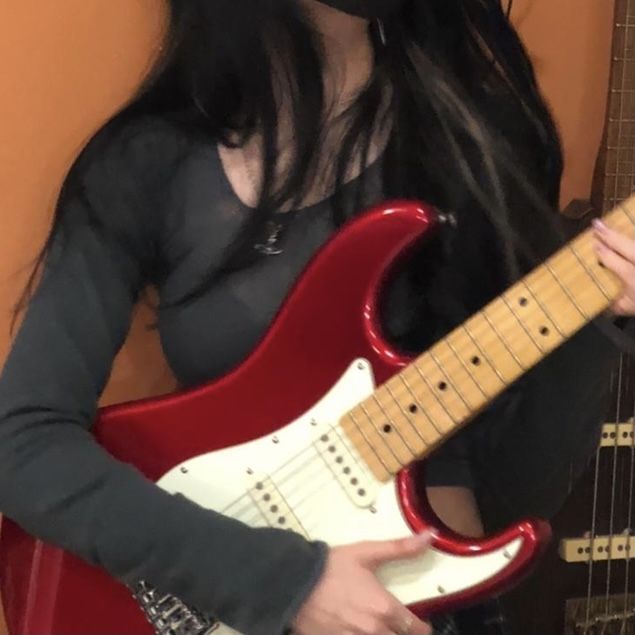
{"left": 272, "top": 436, "right": 280, "bottom": 444}
{"left": 310, "top": 419, "right": 318, "bottom": 426}
{"left": 357, "top": 361, "right": 365, "bottom": 370}
{"left": 369, "top": 506, "right": 377, "bottom": 514}
{"left": 246, "top": 468, "right": 254, "bottom": 475}
{"left": 503, "top": 550, "right": 512, "bottom": 560}
{"left": 180, "top": 466, "right": 189, "bottom": 474}
{"left": 438, "top": 586, "right": 446, "bottom": 595}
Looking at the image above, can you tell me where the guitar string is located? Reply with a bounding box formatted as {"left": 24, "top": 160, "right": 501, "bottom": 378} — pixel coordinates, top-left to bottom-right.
{"left": 217, "top": 290, "right": 565, "bottom": 524}
{"left": 605, "top": 4, "right": 632, "bottom": 624}
{"left": 229, "top": 305, "right": 635, "bottom": 534}
{"left": 216, "top": 306, "right": 612, "bottom": 536}
{"left": 214, "top": 232, "right": 627, "bottom": 523}
{"left": 622, "top": 354, "right": 635, "bottom": 630}
{"left": 604, "top": 352, "right": 624, "bottom": 622}
{"left": 217, "top": 267, "right": 611, "bottom": 523}
{"left": 198, "top": 201, "right": 635, "bottom": 526}
{"left": 624, "top": 2, "right": 635, "bottom": 627}
{"left": 585, "top": 373, "right": 607, "bottom": 632}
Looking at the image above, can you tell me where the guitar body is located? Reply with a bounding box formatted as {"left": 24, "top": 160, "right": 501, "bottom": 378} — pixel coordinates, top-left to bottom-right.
{"left": 0, "top": 201, "right": 548, "bottom": 635}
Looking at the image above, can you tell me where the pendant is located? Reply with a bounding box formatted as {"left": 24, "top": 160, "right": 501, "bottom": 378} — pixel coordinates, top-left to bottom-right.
{"left": 254, "top": 220, "right": 284, "bottom": 256}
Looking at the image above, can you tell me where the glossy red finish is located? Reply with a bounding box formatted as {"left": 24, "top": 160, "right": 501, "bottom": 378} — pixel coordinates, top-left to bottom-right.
{"left": 397, "top": 468, "right": 552, "bottom": 616}
{"left": 0, "top": 200, "right": 550, "bottom": 634}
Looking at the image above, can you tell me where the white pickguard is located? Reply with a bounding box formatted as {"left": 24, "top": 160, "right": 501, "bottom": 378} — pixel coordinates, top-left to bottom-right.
{"left": 158, "top": 359, "right": 523, "bottom": 635}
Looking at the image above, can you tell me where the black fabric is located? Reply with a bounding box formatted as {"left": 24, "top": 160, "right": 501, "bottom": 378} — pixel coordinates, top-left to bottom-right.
{"left": 316, "top": 0, "right": 406, "bottom": 19}
{"left": 0, "top": 116, "right": 621, "bottom": 632}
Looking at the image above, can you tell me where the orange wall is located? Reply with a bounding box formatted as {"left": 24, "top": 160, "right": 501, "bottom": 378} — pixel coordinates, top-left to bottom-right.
{"left": 0, "top": 1, "right": 616, "bottom": 632}
{"left": 515, "top": 0, "right": 615, "bottom": 208}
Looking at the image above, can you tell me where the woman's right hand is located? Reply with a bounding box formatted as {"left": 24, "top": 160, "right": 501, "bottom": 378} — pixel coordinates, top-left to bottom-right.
{"left": 292, "top": 532, "right": 433, "bottom": 635}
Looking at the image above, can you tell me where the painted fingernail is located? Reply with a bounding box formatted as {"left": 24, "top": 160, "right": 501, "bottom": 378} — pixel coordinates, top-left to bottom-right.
{"left": 592, "top": 218, "right": 608, "bottom": 232}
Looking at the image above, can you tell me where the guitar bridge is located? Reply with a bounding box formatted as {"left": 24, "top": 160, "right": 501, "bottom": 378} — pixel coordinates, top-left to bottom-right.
{"left": 565, "top": 594, "right": 635, "bottom": 634}
{"left": 132, "top": 581, "right": 219, "bottom": 635}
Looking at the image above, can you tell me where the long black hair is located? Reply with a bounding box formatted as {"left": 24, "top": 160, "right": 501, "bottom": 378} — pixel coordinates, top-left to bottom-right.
{"left": 18, "top": 0, "right": 563, "bottom": 319}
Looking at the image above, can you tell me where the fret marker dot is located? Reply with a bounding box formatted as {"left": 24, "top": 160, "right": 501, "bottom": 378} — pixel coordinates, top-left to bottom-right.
{"left": 438, "top": 381, "right": 448, "bottom": 391}
{"left": 519, "top": 297, "right": 528, "bottom": 307}
{"left": 471, "top": 356, "right": 481, "bottom": 366}
{"left": 383, "top": 424, "right": 392, "bottom": 434}
{"left": 409, "top": 404, "right": 418, "bottom": 414}
{"left": 539, "top": 326, "right": 550, "bottom": 336}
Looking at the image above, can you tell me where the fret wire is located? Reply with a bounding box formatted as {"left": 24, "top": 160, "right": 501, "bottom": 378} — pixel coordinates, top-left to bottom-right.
{"left": 501, "top": 291, "right": 558, "bottom": 354}
{"left": 343, "top": 196, "right": 635, "bottom": 479}
{"left": 481, "top": 309, "right": 526, "bottom": 370}
{"left": 383, "top": 382, "right": 431, "bottom": 448}
{"left": 332, "top": 424, "right": 377, "bottom": 477}
{"left": 347, "top": 411, "right": 390, "bottom": 473}
{"left": 565, "top": 241, "right": 614, "bottom": 301}
{"left": 443, "top": 336, "right": 490, "bottom": 400}
{"left": 427, "top": 348, "right": 475, "bottom": 411}
{"left": 338, "top": 419, "right": 390, "bottom": 481}
{"left": 410, "top": 364, "right": 460, "bottom": 425}
{"left": 461, "top": 322, "right": 507, "bottom": 386}
{"left": 369, "top": 394, "right": 417, "bottom": 458}
{"left": 398, "top": 373, "right": 444, "bottom": 435}
{"left": 500, "top": 294, "right": 545, "bottom": 353}
{"left": 359, "top": 401, "right": 404, "bottom": 467}
{"left": 542, "top": 260, "right": 589, "bottom": 319}
{"left": 518, "top": 280, "right": 565, "bottom": 338}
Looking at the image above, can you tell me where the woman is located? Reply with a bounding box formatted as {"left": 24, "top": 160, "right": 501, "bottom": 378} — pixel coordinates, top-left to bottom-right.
{"left": 1, "top": 1, "right": 634, "bottom": 634}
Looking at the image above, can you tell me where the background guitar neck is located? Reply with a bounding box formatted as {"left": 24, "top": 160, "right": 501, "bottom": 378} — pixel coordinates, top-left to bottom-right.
{"left": 593, "top": 0, "right": 635, "bottom": 212}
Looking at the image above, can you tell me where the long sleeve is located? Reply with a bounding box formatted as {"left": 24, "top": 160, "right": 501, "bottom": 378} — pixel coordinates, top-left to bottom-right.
{"left": 0, "top": 120, "right": 326, "bottom": 634}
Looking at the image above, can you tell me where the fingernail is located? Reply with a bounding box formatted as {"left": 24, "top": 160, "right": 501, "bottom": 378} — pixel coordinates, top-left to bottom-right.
{"left": 593, "top": 218, "right": 608, "bottom": 232}
{"left": 414, "top": 529, "right": 437, "bottom": 543}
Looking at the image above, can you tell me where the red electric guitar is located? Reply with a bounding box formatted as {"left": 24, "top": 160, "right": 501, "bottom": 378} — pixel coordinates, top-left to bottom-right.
{"left": 1, "top": 195, "right": 634, "bottom": 635}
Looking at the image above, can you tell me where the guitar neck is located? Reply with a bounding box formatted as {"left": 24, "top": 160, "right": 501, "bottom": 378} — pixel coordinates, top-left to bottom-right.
{"left": 342, "top": 196, "right": 635, "bottom": 482}
{"left": 601, "top": 0, "right": 635, "bottom": 210}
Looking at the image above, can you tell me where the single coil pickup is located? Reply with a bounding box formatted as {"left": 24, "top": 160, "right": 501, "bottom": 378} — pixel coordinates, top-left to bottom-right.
{"left": 565, "top": 594, "right": 635, "bottom": 635}
{"left": 560, "top": 534, "right": 635, "bottom": 562}
{"left": 314, "top": 426, "right": 377, "bottom": 508}
{"left": 246, "top": 475, "right": 308, "bottom": 537}
{"left": 600, "top": 421, "right": 635, "bottom": 447}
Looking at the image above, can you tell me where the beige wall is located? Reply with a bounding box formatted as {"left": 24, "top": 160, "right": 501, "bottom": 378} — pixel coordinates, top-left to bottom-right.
{"left": 0, "top": 1, "right": 616, "bottom": 632}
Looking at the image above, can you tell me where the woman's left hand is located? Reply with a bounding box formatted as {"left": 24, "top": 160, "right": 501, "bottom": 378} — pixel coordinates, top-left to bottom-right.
{"left": 593, "top": 218, "right": 635, "bottom": 316}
